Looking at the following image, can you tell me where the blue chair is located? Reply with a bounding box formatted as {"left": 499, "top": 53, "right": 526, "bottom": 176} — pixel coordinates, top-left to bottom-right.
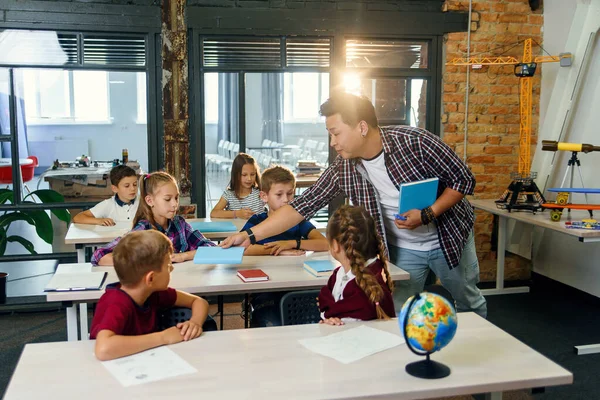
{"left": 279, "top": 290, "right": 321, "bottom": 326}
{"left": 159, "top": 307, "right": 217, "bottom": 332}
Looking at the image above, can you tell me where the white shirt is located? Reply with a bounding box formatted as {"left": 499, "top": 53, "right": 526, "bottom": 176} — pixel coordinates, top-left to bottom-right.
{"left": 360, "top": 151, "right": 439, "bottom": 251}
{"left": 320, "top": 257, "right": 378, "bottom": 323}
{"left": 89, "top": 195, "right": 139, "bottom": 223}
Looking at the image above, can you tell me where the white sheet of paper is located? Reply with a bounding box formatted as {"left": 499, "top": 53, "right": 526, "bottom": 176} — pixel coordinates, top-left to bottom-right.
{"left": 56, "top": 264, "right": 92, "bottom": 274}
{"left": 92, "top": 221, "right": 131, "bottom": 232}
{"left": 101, "top": 347, "right": 197, "bottom": 387}
{"left": 299, "top": 325, "right": 404, "bottom": 364}
{"left": 44, "top": 271, "right": 106, "bottom": 291}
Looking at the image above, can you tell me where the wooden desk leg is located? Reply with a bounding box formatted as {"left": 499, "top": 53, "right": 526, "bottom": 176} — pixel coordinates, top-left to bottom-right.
{"left": 79, "top": 303, "right": 89, "bottom": 340}
{"left": 66, "top": 303, "right": 79, "bottom": 341}
{"left": 481, "top": 215, "right": 529, "bottom": 295}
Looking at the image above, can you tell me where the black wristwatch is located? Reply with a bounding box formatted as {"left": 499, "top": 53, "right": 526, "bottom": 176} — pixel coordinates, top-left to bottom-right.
{"left": 245, "top": 228, "right": 257, "bottom": 245}
{"left": 296, "top": 238, "right": 301, "bottom": 250}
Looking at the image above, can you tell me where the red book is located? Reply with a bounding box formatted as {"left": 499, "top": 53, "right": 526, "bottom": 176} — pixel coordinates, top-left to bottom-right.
{"left": 237, "top": 269, "right": 269, "bottom": 283}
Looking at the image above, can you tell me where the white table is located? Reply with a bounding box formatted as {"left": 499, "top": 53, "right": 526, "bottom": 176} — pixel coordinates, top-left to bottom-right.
{"left": 4, "top": 313, "right": 572, "bottom": 400}
{"left": 471, "top": 199, "right": 600, "bottom": 296}
{"left": 471, "top": 199, "right": 600, "bottom": 356}
{"left": 65, "top": 217, "right": 327, "bottom": 263}
{"left": 49, "top": 253, "right": 409, "bottom": 341}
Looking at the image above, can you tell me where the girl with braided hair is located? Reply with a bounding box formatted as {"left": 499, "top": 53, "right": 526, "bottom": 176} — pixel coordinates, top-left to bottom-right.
{"left": 318, "top": 205, "right": 395, "bottom": 325}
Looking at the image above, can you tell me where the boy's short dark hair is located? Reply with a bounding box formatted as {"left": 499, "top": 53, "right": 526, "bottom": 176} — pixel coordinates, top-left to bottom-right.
{"left": 260, "top": 165, "right": 295, "bottom": 193}
{"left": 319, "top": 91, "right": 378, "bottom": 128}
{"left": 110, "top": 165, "right": 137, "bottom": 186}
{"left": 113, "top": 230, "right": 173, "bottom": 286}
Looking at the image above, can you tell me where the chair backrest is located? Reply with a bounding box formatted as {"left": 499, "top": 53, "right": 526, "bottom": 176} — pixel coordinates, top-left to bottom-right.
{"left": 280, "top": 290, "right": 321, "bottom": 326}
{"left": 158, "top": 307, "right": 218, "bottom": 332}
{"left": 262, "top": 139, "right": 272, "bottom": 147}
{"left": 297, "top": 138, "right": 305, "bottom": 148}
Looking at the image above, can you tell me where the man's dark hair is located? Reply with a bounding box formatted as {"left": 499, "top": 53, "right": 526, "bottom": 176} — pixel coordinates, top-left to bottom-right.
{"left": 319, "top": 92, "right": 378, "bottom": 128}
{"left": 109, "top": 165, "right": 137, "bottom": 186}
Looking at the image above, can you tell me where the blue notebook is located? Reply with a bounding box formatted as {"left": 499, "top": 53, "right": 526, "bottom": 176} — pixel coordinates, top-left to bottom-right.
{"left": 193, "top": 247, "right": 245, "bottom": 264}
{"left": 303, "top": 260, "right": 335, "bottom": 277}
{"left": 190, "top": 221, "right": 238, "bottom": 233}
{"left": 398, "top": 178, "right": 439, "bottom": 214}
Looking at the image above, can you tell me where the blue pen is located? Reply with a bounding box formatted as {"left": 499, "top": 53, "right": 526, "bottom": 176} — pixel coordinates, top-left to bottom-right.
{"left": 394, "top": 214, "right": 407, "bottom": 221}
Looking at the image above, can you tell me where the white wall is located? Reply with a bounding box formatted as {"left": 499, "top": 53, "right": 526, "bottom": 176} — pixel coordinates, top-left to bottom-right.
{"left": 27, "top": 71, "right": 149, "bottom": 172}
{"left": 531, "top": 0, "right": 600, "bottom": 295}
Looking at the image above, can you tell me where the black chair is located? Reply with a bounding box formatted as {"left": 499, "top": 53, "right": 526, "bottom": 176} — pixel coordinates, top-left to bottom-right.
{"left": 279, "top": 290, "right": 321, "bottom": 326}
{"left": 159, "top": 307, "right": 218, "bottom": 332}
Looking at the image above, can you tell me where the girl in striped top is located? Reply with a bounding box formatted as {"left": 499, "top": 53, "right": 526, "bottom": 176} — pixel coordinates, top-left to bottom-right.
{"left": 210, "top": 153, "right": 264, "bottom": 219}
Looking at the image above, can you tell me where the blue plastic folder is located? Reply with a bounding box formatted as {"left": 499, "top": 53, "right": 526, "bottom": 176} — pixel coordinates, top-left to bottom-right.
{"left": 193, "top": 247, "right": 245, "bottom": 264}
{"left": 190, "top": 221, "right": 238, "bottom": 233}
{"left": 398, "top": 178, "right": 439, "bottom": 214}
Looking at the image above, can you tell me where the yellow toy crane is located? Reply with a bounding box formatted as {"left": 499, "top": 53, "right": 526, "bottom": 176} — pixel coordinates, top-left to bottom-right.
{"left": 447, "top": 38, "right": 572, "bottom": 212}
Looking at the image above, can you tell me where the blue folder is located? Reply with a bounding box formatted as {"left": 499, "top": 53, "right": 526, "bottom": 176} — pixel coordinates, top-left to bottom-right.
{"left": 190, "top": 221, "right": 238, "bottom": 233}
{"left": 398, "top": 178, "right": 439, "bottom": 214}
{"left": 193, "top": 247, "right": 245, "bottom": 264}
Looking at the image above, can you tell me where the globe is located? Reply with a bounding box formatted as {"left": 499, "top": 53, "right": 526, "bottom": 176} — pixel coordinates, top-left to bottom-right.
{"left": 399, "top": 291, "right": 458, "bottom": 379}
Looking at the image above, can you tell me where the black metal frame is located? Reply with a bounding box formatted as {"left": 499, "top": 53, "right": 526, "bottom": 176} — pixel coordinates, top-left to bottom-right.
{"left": 0, "top": 4, "right": 162, "bottom": 260}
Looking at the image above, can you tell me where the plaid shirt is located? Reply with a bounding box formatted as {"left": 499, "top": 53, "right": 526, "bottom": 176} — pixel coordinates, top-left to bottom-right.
{"left": 290, "top": 126, "right": 475, "bottom": 269}
{"left": 91, "top": 215, "right": 215, "bottom": 265}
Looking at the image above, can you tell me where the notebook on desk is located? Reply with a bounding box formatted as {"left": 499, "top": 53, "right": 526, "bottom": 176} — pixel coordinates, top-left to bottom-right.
{"left": 44, "top": 271, "right": 107, "bottom": 292}
{"left": 398, "top": 177, "right": 439, "bottom": 214}
{"left": 189, "top": 221, "right": 238, "bottom": 233}
{"left": 193, "top": 247, "right": 244, "bottom": 264}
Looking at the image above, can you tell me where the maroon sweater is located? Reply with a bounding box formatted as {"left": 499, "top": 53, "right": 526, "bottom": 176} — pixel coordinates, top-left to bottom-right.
{"left": 318, "top": 259, "right": 395, "bottom": 320}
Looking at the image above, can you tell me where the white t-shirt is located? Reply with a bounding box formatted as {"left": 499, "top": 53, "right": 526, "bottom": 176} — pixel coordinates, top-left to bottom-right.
{"left": 222, "top": 187, "right": 265, "bottom": 214}
{"left": 360, "top": 151, "right": 439, "bottom": 251}
{"left": 89, "top": 195, "right": 139, "bottom": 223}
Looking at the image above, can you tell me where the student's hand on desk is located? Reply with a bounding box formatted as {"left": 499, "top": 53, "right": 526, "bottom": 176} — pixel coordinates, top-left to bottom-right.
{"left": 177, "top": 321, "right": 203, "bottom": 341}
{"left": 394, "top": 209, "right": 422, "bottom": 230}
{"left": 277, "top": 249, "right": 306, "bottom": 256}
{"left": 238, "top": 208, "right": 255, "bottom": 219}
{"left": 220, "top": 232, "right": 250, "bottom": 248}
{"left": 162, "top": 327, "right": 184, "bottom": 345}
{"left": 319, "top": 317, "right": 344, "bottom": 326}
{"left": 98, "top": 218, "right": 116, "bottom": 226}
{"left": 264, "top": 240, "right": 295, "bottom": 255}
{"left": 170, "top": 252, "right": 188, "bottom": 263}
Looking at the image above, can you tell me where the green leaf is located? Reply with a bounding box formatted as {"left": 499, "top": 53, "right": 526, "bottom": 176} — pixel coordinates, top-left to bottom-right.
{"left": 0, "top": 189, "right": 13, "bottom": 205}
{"left": 0, "top": 236, "right": 6, "bottom": 256}
{"left": 24, "top": 189, "right": 71, "bottom": 224}
{"left": 0, "top": 212, "right": 35, "bottom": 230}
{"left": 7, "top": 235, "right": 37, "bottom": 254}
{"left": 20, "top": 209, "right": 53, "bottom": 245}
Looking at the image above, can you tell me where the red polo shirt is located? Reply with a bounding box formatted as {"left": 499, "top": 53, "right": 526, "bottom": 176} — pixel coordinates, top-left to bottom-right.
{"left": 90, "top": 283, "right": 177, "bottom": 339}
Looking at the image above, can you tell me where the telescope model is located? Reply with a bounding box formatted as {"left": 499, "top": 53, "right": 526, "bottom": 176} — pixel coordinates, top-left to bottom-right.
{"left": 542, "top": 141, "right": 600, "bottom": 153}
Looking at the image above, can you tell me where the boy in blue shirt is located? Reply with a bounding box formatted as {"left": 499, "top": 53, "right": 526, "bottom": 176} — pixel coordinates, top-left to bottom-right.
{"left": 241, "top": 165, "right": 328, "bottom": 327}
{"left": 241, "top": 165, "right": 328, "bottom": 255}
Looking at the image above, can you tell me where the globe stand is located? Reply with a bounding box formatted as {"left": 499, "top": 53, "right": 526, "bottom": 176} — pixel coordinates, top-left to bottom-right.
{"left": 402, "top": 293, "right": 452, "bottom": 380}
{"left": 405, "top": 354, "right": 451, "bottom": 379}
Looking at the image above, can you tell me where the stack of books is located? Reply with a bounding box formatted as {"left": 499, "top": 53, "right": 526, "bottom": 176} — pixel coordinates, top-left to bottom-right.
{"left": 296, "top": 160, "right": 322, "bottom": 176}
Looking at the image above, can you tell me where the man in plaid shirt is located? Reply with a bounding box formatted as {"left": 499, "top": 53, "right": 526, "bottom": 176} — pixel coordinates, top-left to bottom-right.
{"left": 222, "top": 93, "right": 486, "bottom": 318}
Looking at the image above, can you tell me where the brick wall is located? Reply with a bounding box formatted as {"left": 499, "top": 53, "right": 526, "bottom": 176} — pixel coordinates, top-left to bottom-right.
{"left": 442, "top": 0, "right": 544, "bottom": 281}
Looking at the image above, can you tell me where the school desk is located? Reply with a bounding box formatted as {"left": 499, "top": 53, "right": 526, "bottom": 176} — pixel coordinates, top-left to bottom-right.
{"left": 4, "top": 313, "right": 572, "bottom": 400}
{"left": 65, "top": 218, "right": 326, "bottom": 263}
{"left": 47, "top": 253, "right": 409, "bottom": 341}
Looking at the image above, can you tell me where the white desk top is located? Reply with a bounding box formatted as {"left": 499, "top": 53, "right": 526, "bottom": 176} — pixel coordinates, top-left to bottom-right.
{"left": 46, "top": 253, "right": 409, "bottom": 303}
{"left": 65, "top": 217, "right": 326, "bottom": 245}
{"left": 470, "top": 199, "right": 600, "bottom": 241}
{"left": 4, "top": 313, "right": 572, "bottom": 400}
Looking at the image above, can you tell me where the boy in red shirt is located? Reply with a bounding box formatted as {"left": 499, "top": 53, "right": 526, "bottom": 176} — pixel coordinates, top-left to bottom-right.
{"left": 90, "top": 230, "right": 210, "bottom": 360}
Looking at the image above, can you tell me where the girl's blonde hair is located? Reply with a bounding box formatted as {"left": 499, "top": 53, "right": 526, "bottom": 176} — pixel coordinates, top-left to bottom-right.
{"left": 228, "top": 153, "right": 261, "bottom": 198}
{"left": 133, "top": 171, "right": 178, "bottom": 229}
{"left": 326, "top": 205, "right": 394, "bottom": 320}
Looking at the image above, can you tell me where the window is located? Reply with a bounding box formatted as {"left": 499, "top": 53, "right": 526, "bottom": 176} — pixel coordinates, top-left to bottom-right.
{"left": 136, "top": 72, "right": 147, "bottom": 124}
{"left": 204, "top": 73, "right": 219, "bottom": 123}
{"left": 283, "top": 72, "right": 329, "bottom": 122}
{"left": 22, "top": 69, "right": 109, "bottom": 124}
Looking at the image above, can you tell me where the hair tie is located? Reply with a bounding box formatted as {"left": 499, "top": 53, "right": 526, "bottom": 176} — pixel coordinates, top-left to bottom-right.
{"left": 144, "top": 173, "right": 151, "bottom": 180}
{"left": 375, "top": 302, "right": 380, "bottom": 306}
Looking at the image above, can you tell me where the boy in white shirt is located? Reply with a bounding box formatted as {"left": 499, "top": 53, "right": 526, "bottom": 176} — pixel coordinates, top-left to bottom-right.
{"left": 73, "top": 165, "right": 139, "bottom": 226}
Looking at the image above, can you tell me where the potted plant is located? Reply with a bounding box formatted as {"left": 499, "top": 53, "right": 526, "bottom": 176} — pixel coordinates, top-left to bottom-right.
{"left": 0, "top": 188, "right": 70, "bottom": 256}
